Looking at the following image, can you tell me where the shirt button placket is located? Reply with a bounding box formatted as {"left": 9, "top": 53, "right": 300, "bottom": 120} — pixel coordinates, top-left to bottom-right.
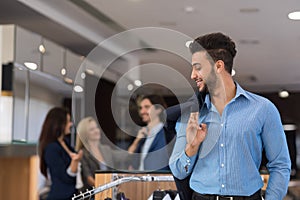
{"left": 220, "top": 120, "right": 226, "bottom": 193}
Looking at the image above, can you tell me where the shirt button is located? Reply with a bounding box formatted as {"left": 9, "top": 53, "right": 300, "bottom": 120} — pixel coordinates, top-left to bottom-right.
{"left": 221, "top": 184, "right": 225, "bottom": 188}
{"left": 220, "top": 143, "right": 224, "bottom": 147}
{"left": 221, "top": 163, "right": 224, "bottom": 167}
{"left": 221, "top": 123, "right": 224, "bottom": 127}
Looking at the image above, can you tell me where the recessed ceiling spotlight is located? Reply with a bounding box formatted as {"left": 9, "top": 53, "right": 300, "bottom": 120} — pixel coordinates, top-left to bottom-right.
{"left": 127, "top": 84, "right": 134, "bottom": 91}
{"left": 278, "top": 90, "right": 289, "bottom": 98}
{"left": 288, "top": 11, "right": 300, "bottom": 20}
{"left": 24, "top": 62, "right": 38, "bottom": 70}
{"left": 38, "top": 44, "right": 46, "bottom": 54}
{"left": 134, "top": 80, "right": 142, "bottom": 86}
{"left": 185, "top": 6, "right": 195, "bottom": 13}
{"left": 240, "top": 8, "right": 260, "bottom": 13}
{"left": 61, "top": 68, "right": 67, "bottom": 76}
{"left": 81, "top": 72, "right": 86, "bottom": 79}
{"left": 159, "top": 21, "right": 177, "bottom": 26}
{"left": 185, "top": 40, "right": 193, "bottom": 48}
{"left": 74, "top": 85, "right": 83, "bottom": 93}
{"left": 239, "top": 39, "right": 260, "bottom": 45}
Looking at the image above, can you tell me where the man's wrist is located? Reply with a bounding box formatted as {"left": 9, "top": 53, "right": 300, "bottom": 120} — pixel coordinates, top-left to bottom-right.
{"left": 185, "top": 143, "right": 199, "bottom": 157}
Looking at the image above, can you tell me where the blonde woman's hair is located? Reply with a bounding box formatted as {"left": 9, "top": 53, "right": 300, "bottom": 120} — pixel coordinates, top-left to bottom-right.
{"left": 75, "top": 116, "right": 96, "bottom": 151}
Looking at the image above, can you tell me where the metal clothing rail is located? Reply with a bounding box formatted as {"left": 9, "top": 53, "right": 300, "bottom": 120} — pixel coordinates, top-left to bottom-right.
{"left": 72, "top": 175, "right": 175, "bottom": 200}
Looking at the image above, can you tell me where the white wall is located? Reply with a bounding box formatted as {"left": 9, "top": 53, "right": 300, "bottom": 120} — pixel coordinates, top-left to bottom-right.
{"left": 0, "top": 25, "right": 15, "bottom": 143}
{"left": 0, "top": 26, "right": 3, "bottom": 92}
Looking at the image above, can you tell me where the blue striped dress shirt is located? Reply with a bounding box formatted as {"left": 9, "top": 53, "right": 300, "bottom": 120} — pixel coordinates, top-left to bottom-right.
{"left": 169, "top": 83, "right": 291, "bottom": 200}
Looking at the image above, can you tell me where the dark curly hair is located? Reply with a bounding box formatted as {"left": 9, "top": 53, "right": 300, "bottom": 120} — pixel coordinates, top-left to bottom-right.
{"left": 189, "top": 32, "right": 237, "bottom": 74}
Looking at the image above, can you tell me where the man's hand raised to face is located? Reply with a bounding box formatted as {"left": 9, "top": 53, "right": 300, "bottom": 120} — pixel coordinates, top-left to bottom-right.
{"left": 185, "top": 112, "right": 207, "bottom": 157}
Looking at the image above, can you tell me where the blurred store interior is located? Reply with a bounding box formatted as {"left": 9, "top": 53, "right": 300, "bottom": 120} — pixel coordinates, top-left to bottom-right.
{"left": 0, "top": 0, "right": 300, "bottom": 199}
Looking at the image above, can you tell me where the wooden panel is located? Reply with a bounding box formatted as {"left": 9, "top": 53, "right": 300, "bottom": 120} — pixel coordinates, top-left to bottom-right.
{"left": 0, "top": 157, "right": 30, "bottom": 200}
{"left": 95, "top": 173, "right": 177, "bottom": 200}
{"left": 95, "top": 173, "right": 113, "bottom": 200}
{"left": 0, "top": 156, "right": 39, "bottom": 200}
{"left": 29, "top": 156, "right": 39, "bottom": 200}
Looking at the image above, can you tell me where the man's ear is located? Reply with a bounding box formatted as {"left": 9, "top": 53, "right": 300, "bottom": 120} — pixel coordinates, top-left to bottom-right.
{"left": 215, "top": 60, "right": 225, "bottom": 73}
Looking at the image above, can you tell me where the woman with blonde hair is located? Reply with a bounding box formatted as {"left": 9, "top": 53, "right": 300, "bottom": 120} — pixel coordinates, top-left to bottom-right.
{"left": 76, "top": 117, "right": 128, "bottom": 191}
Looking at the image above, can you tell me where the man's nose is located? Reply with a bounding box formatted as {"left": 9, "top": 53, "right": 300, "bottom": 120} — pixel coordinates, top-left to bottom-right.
{"left": 140, "top": 108, "right": 147, "bottom": 114}
{"left": 191, "top": 68, "right": 197, "bottom": 80}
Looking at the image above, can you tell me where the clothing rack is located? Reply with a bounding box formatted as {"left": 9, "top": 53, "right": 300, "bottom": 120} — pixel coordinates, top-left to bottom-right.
{"left": 72, "top": 175, "right": 175, "bottom": 200}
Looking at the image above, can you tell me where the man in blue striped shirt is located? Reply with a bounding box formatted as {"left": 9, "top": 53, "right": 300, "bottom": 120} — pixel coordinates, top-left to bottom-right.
{"left": 169, "top": 32, "right": 291, "bottom": 200}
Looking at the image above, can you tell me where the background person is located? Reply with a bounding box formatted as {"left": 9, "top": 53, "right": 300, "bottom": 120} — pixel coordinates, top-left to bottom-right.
{"left": 76, "top": 116, "right": 129, "bottom": 191}
{"left": 38, "top": 107, "right": 83, "bottom": 200}
{"left": 128, "top": 95, "right": 170, "bottom": 171}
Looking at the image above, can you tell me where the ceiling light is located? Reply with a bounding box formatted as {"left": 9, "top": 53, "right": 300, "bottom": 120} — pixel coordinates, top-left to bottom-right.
{"left": 134, "top": 80, "right": 142, "bottom": 86}
{"left": 74, "top": 85, "right": 83, "bottom": 93}
{"left": 24, "top": 62, "right": 38, "bottom": 70}
{"left": 85, "top": 69, "right": 95, "bottom": 75}
{"left": 283, "top": 124, "right": 297, "bottom": 131}
{"left": 61, "top": 68, "right": 67, "bottom": 76}
{"left": 38, "top": 44, "right": 46, "bottom": 54}
{"left": 184, "top": 6, "right": 195, "bottom": 13}
{"left": 81, "top": 72, "right": 86, "bottom": 79}
{"left": 159, "top": 21, "right": 177, "bottom": 26}
{"left": 185, "top": 40, "right": 193, "bottom": 48}
{"left": 239, "top": 8, "right": 259, "bottom": 13}
{"left": 127, "top": 84, "right": 134, "bottom": 91}
{"left": 239, "top": 39, "right": 260, "bottom": 45}
{"left": 278, "top": 90, "right": 289, "bottom": 98}
{"left": 231, "top": 69, "right": 236, "bottom": 76}
{"left": 64, "top": 77, "right": 73, "bottom": 84}
{"left": 288, "top": 11, "right": 300, "bottom": 20}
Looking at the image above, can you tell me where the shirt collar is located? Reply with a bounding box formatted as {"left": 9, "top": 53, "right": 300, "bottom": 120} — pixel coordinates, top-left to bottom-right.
{"left": 148, "top": 122, "right": 163, "bottom": 137}
{"left": 202, "top": 82, "right": 249, "bottom": 111}
{"left": 235, "top": 82, "right": 249, "bottom": 100}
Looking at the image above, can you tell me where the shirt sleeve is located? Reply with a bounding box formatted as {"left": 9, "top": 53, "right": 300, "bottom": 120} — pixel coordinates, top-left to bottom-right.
{"left": 67, "top": 167, "right": 77, "bottom": 177}
{"left": 262, "top": 102, "right": 291, "bottom": 200}
{"left": 169, "top": 116, "right": 198, "bottom": 180}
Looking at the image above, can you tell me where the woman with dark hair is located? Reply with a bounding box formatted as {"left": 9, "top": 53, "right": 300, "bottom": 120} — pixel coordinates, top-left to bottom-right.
{"left": 38, "top": 107, "right": 83, "bottom": 200}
